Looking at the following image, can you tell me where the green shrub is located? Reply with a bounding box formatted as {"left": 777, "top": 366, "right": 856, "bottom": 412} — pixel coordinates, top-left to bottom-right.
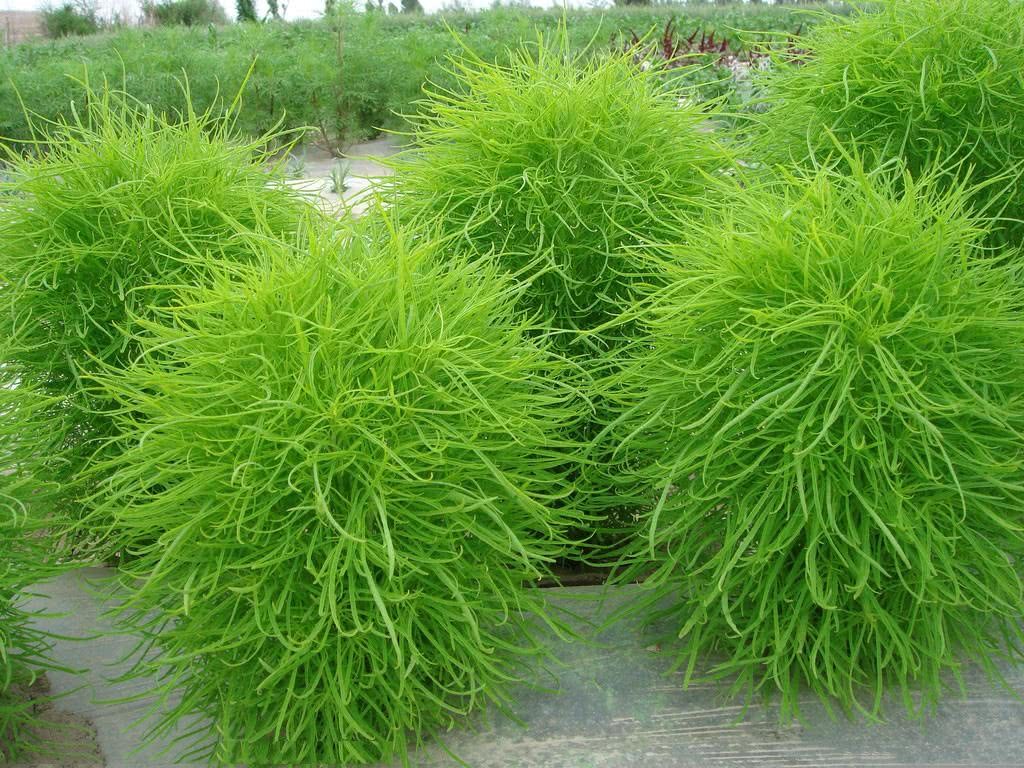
{"left": 235, "top": 0, "right": 256, "bottom": 22}
{"left": 756, "top": 0, "right": 1024, "bottom": 242}
{"left": 40, "top": 1, "right": 101, "bottom": 39}
{"left": 143, "top": 0, "right": 229, "bottom": 27}
{"left": 387, "top": 38, "right": 729, "bottom": 354}
{"left": 597, "top": 161, "right": 1024, "bottom": 719}
{"left": 0, "top": 84, "right": 311, "bottom": 533}
{"left": 89, "top": 222, "right": 586, "bottom": 763}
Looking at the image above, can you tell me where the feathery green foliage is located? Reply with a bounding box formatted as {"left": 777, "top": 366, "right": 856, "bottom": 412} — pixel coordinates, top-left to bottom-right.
{"left": 88, "top": 221, "right": 586, "bottom": 763}
{"left": 756, "top": 0, "right": 1024, "bottom": 240}
{"left": 0, "top": 83, "right": 311, "bottom": 527}
{"left": 0, "top": 515, "right": 51, "bottom": 762}
{"left": 387, "top": 37, "right": 729, "bottom": 354}
{"left": 0, "top": 392, "right": 63, "bottom": 761}
{"left": 597, "top": 162, "right": 1024, "bottom": 719}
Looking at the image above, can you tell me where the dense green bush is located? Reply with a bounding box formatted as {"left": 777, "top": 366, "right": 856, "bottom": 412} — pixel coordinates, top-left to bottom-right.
{"left": 143, "top": 0, "right": 229, "bottom": 27}
{"left": 235, "top": 0, "right": 256, "bottom": 22}
{"left": 0, "top": 4, "right": 835, "bottom": 147}
{"left": 0, "top": 84, "right": 310, "bottom": 531}
{"left": 387, "top": 39, "right": 729, "bottom": 354}
{"left": 756, "top": 0, "right": 1024, "bottom": 241}
{"left": 89, "top": 222, "right": 586, "bottom": 763}
{"left": 597, "top": 162, "right": 1024, "bottom": 718}
{"left": 40, "top": 1, "right": 101, "bottom": 39}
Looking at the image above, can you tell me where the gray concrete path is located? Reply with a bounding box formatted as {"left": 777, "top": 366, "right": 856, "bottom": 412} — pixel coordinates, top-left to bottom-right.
{"left": 20, "top": 567, "right": 206, "bottom": 768}
{"left": 20, "top": 569, "right": 1024, "bottom": 767}
{"left": 282, "top": 136, "right": 401, "bottom": 217}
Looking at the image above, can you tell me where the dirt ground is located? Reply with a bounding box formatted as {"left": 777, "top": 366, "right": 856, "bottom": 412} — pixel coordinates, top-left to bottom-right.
{"left": 6, "top": 675, "right": 104, "bottom": 768}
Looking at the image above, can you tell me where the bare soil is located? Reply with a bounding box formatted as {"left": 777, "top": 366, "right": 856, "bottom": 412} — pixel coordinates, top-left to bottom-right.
{"left": 6, "top": 675, "right": 104, "bottom": 768}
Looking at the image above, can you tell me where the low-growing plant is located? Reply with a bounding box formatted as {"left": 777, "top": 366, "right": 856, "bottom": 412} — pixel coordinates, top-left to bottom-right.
{"left": 142, "top": 0, "right": 229, "bottom": 27}
{"left": 596, "top": 160, "right": 1024, "bottom": 719}
{"left": 616, "top": 17, "right": 806, "bottom": 114}
{"left": 0, "top": 82, "right": 311, "bottom": 534}
{"left": 40, "top": 1, "right": 101, "bottom": 39}
{"left": 386, "top": 35, "right": 730, "bottom": 355}
{"left": 88, "top": 220, "right": 586, "bottom": 763}
{"left": 285, "top": 146, "right": 307, "bottom": 177}
{"left": 330, "top": 157, "right": 352, "bottom": 193}
{"left": 755, "top": 0, "right": 1024, "bottom": 242}
{"left": 0, "top": 394, "right": 64, "bottom": 761}
{"left": 618, "top": 17, "right": 805, "bottom": 71}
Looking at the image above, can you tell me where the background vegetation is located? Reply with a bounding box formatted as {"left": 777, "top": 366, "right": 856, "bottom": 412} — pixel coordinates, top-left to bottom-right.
{"left": 756, "top": 0, "right": 1024, "bottom": 243}
{"left": 142, "top": 0, "right": 229, "bottom": 27}
{"left": 39, "top": 1, "right": 102, "bottom": 39}
{"left": 2, "top": 4, "right": 844, "bottom": 148}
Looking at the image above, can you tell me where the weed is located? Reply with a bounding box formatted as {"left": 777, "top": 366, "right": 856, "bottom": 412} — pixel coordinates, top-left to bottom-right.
{"left": 330, "top": 157, "right": 351, "bottom": 193}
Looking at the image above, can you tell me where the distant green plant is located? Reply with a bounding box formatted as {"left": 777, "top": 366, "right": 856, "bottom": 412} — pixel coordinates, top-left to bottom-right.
{"left": 89, "top": 221, "right": 586, "bottom": 763}
{"left": 387, "top": 36, "right": 729, "bottom": 355}
{"left": 756, "top": 0, "right": 1024, "bottom": 242}
{"left": 236, "top": 0, "right": 257, "bottom": 21}
{"left": 597, "top": 161, "right": 1024, "bottom": 719}
{"left": 143, "top": 0, "right": 228, "bottom": 27}
{"left": 330, "top": 157, "right": 351, "bottom": 193}
{"left": 0, "top": 82, "right": 310, "bottom": 536}
{"left": 40, "top": 1, "right": 101, "bottom": 38}
{"left": 0, "top": 7, "right": 819, "bottom": 157}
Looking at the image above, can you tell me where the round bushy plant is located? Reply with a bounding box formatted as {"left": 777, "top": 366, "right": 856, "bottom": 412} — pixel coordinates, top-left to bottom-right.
{"left": 387, "top": 38, "right": 729, "bottom": 353}
{"left": 597, "top": 163, "right": 1024, "bottom": 719}
{"left": 90, "top": 222, "right": 586, "bottom": 763}
{"left": 0, "top": 84, "right": 310, "bottom": 520}
{"left": 755, "top": 0, "right": 1024, "bottom": 241}
{"left": 40, "top": 3, "right": 101, "bottom": 39}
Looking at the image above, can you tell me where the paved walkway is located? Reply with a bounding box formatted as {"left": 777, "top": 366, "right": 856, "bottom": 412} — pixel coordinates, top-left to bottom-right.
{"left": 281, "top": 135, "right": 400, "bottom": 217}
{"left": 21, "top": 568, "right": 1024, "bottom": 767}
